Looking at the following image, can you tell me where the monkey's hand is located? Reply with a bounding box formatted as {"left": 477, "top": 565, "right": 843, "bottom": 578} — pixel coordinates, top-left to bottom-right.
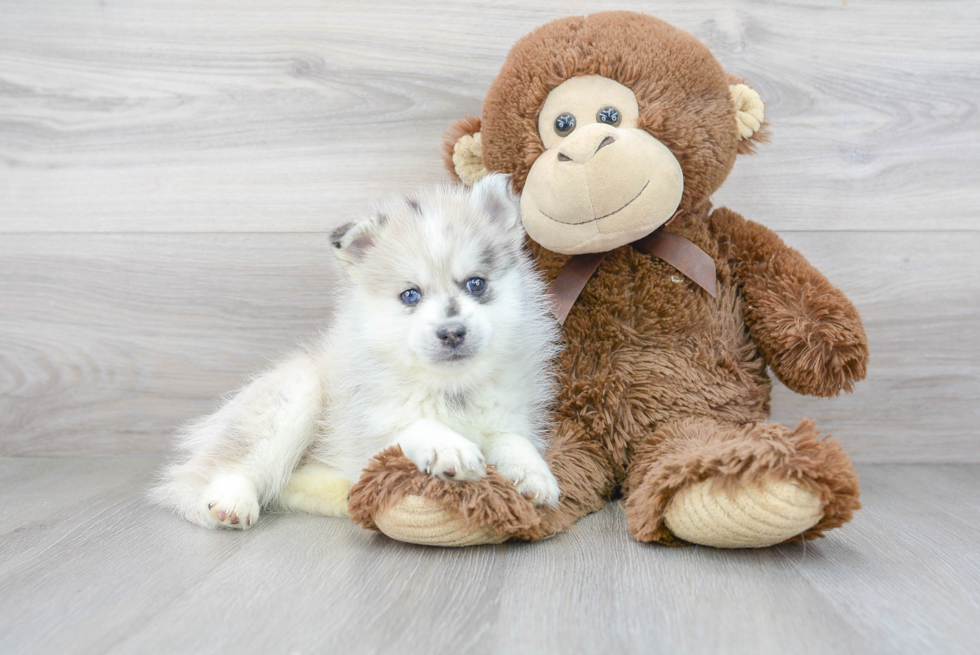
{"left": 711, "top": 208, "right": 869, "bottom": 397}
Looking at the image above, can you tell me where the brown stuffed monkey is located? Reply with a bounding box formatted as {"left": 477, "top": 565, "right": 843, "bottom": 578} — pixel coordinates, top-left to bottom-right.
{"left": 347, "top": 11, "right": 868, "bottom": 548}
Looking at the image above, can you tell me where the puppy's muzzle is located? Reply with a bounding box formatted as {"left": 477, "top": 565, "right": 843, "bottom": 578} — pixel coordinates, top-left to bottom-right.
{"left": 436, "top": 324, "right": 467, "bottom": 348}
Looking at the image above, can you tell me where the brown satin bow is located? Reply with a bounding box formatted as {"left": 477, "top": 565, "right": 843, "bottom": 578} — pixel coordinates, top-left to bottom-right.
{"left": 546, "top": 223, "right": 717, "bottom": 325}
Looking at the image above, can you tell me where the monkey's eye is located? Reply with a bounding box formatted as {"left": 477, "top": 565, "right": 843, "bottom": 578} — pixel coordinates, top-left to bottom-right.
{"left": 554, "top": 113, "right": 576, "bottom": 137}
{"left": 597, "top": 106, "right": 621, "bottom": 127}
{"left": 464, "top": 277, "right": 486, "bottom": 297}
{"left": 400, "top": 288, "right": 421, "bottom": 305}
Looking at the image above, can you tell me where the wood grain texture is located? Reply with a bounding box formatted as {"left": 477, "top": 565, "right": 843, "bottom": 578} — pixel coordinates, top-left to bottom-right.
{"left": 0, "top": 458, "right": 976, "bottom": 654}
{"left": 0, "top": 455, "right": 158, "bottom": 534}
{"left": 1, "top": 3, "right": 978, "bottom": 460}
{"left": 0, "top": 232, "right": 980, "bottom": 462}
{"left": 1, "top": 0, "right": 978, "bottom": 232}
{"left": 2, "top": 231, "right": 977, "bottom": 460}
{"left": 0, "top": 233, "right": 339, "bottom": 456}
{"left": 2, "top": 4, "right": 977, "bottom": 652}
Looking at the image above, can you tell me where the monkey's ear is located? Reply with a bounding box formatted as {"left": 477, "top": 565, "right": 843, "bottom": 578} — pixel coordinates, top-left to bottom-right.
{"left": 329, "top": 217, "right": 381, "bottom": 265}
{"left": 728, "top": 77, "right": 769, "bottom": 154}
{"left": 442, "top": 116, "right": 488, "bottom": 185}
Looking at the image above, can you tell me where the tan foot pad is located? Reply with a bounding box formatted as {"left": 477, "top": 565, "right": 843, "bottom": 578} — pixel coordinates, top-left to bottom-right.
{"left": 664, "top": 478, "right": 823, "bottom": 548}
{"left": 374, "top": 495, "right": 508, "bottom": 547}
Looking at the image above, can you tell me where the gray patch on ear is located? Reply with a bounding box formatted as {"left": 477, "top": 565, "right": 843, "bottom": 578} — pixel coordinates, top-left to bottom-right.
{"left": 483, "top": 196, "right": 510, "bottom": 225}
{"left": 330, "top": 220, "right": 376, "bottom": 261}
{"left": 330, "top": 222, "right": 355, "bottom": 249}
{"left": 471, "top": 173, "right": 520, "bottom": 232}
{"left": 346, "top": 233, "right": 374, "bottom": 260}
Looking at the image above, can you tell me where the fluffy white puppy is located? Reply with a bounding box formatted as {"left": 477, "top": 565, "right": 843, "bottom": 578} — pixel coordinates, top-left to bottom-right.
{"left": 152, "top": 174, "right": 562, "bottom": 529}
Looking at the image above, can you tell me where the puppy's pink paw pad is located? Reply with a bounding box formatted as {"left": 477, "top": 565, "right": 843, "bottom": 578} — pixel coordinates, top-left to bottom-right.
{"left": 203, "top": 475, "right": 260, "bottom": 530}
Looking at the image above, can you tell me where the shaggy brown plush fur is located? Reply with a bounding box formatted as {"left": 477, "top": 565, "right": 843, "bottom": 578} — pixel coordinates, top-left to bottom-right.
{"left": 478, "top": 13, "right": 753, "bottom": 212}
{"left": 710, "top": 208, "right": 870, "bottom": 397}
{"left": 622, "top": 418, "right": 860, "bottom": 545}
{"left": 348, "top": 446, "right": 542, "bottom": 540}
{"left": 349, "top": 11, "right": 868, "bottom": 546}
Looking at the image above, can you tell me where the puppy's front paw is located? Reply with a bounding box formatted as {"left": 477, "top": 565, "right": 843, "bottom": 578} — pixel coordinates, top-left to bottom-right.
{"left": 496, "top": 461, "right": 560, "bottom": 506}
{"left": 416, "top": 441, "right": 487, "bottom": 482}
{"left": 397, "top": 419, "right": 488, "bottom": 483}
{"left": 204, "top": 474, "right": 260, "bottom": 529}
{"left": 517, "top": 469, "right": 561, "bottom": 506}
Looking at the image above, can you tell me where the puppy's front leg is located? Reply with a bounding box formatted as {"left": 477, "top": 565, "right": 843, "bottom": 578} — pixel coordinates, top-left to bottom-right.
{"left": 396, "top": 419, "right": 487, "bottom": 482}
{"left": 484, "top": 433, "right": 560, "bottom": 506}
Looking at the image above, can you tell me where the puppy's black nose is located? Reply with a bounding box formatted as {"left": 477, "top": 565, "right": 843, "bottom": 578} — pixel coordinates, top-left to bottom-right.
{"left": 436, "top": 324, "right": 467, "bottom": 347}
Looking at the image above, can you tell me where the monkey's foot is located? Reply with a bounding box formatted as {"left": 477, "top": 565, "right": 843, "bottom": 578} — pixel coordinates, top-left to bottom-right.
{"left": 348, "top": 446, "right": 542, "bottom": 547}
{"left": 663, "top": 477, "right": 823, "bottom": 548}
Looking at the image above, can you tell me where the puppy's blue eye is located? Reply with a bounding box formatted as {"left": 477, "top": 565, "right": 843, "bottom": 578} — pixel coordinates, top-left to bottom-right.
{"left": 400, "top": 288, "right": 421, "bottom": 305}
{"left": 465, "top": 277, "right": 486, "bottom": 296}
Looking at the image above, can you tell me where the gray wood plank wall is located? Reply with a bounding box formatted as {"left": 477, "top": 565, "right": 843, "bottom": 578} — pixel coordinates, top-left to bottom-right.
{"left": 2, "top": 0, "right": 978, "bottom": 461}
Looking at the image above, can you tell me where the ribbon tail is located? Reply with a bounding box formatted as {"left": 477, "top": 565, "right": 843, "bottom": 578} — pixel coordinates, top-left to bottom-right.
{"left": 633, "top": 231, "right": 717, "bottom": 298}
{"left": 545, "top": 251, "right": 607, "bottom": 324}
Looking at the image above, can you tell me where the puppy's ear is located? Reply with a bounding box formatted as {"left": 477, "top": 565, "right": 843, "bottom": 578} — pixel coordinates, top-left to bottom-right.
{"left": 329, "top": 216, "right": 381, "bottom": 264}
{"left": 470, "top": 173, "right": 521, "bottom": 233}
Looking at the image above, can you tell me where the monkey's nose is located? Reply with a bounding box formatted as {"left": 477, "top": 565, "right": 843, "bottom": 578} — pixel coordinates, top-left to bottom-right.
{"left": 436, "top": 324, "right": 467, "bottom": 347}
{"left": 595, "top": 135, "right": 616, "bottom": 152}
{"left": 557, "top": 128, "right": 618, "bottom": 163}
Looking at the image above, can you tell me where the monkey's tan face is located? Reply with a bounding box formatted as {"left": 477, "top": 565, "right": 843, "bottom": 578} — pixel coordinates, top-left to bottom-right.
{"left": 521, "top": 75, "right": 684, "bottom": 255}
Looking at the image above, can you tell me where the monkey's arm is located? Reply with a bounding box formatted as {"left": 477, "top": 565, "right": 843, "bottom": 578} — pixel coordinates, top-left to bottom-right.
{"left": 710, "top": 207, "right": 869, "bottom": 397}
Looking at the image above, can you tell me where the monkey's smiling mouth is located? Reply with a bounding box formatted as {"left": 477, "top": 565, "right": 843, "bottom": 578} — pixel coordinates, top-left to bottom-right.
{"left": 540, "top": 180, "right": 650, "bottom": 226}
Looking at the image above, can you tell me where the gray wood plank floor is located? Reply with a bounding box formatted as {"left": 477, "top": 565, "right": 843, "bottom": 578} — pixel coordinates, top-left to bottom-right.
{"left": 0, "top": 458, "right": 976, "bottom": 655}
